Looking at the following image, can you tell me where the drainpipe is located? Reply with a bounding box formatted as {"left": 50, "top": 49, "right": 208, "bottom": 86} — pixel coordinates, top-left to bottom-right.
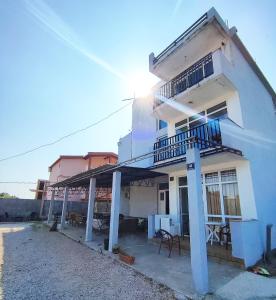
{"left": 266, "top": 224, "right": 273, "bottom": 263}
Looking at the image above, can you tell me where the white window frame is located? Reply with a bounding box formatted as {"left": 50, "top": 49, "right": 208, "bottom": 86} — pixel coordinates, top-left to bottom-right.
{"left": 175, "top": 101, "right": 228, "bottom": 133}
{"left": 177, "top": 168, "right": 241, "bottom": 223}
{"left": 203, "top": 169, "right": 241, "bottom": 223}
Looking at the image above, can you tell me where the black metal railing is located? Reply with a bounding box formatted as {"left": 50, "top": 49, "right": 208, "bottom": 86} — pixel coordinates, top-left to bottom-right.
{"left": 155, "top": 53, "right": 214, "bottom": 106}
{"left": 153, "top": 119, "right": 221, "bottom": 163}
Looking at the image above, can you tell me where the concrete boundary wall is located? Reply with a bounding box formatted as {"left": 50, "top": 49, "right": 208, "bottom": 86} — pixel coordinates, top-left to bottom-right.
{"left": 0, "top": 198, "right": 90, "bottom": 219}
{"left": 0, "top": 198, "right": 41, "bottom": 218}
{"left": 42, "top": 200, "right": 88, "bottom": 216}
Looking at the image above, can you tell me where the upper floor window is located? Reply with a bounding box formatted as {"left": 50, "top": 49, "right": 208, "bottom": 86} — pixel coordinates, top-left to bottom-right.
{"left": 175, "top": 101, "right": 227, "bottom": 132}
{"left": 158, "top": 119, "right": 167, "bottom": 130}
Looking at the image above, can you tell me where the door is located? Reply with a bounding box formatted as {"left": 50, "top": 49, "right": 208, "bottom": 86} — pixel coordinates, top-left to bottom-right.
{"left": 179, "top": 186, "right": 189, "bottom": 236}
{"left": 158, "top": 190, "right": 170, "bottom": 215}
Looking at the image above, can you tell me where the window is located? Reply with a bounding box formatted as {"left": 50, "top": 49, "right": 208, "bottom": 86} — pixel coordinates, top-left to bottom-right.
{"left": 178, "top": 176, "right": 187, "bottom": 186}
{"left": 206, "top": 184, "right": 222, "bottom": 220}
{"left": 158, "top": 120, "right": 167, "bottom": 130}
{"left": 174, "top": 101, "right": 227, "bottom": 131}
{"left": 159, "top": 183, "right": 169, "bottom": 190}
{"left": 204, "top": 169, "right": 241, "bottom": 222}
{"left": 207, "top": 101, "right": 227, "bottom": 121}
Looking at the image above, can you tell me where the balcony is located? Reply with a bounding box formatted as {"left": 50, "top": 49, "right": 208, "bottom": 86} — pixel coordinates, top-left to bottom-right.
{"left": 157, "top": 53, "right": 214, "bottom": 102}
{"left": 149, "top": 8, "right": 230, "bottom": 81}
{"left": 153, "top": 50, "right": 237, "bottom": 121}
{"left": 153, "top": 119, "right": 222, "bottom": 163}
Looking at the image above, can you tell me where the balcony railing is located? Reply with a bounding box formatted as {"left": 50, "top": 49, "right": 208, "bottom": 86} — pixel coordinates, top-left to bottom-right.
{"left": 153, "top": 13, "right": 208, "bottom": 64}
{"left": 155, "top": 53, "right": 214, "bottom": 107}
{"left": 153, "top": 119, "right": 221, "bottom": 163}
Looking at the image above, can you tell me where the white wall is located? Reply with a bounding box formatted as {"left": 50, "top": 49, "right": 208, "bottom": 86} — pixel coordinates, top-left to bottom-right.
{"left": 118, "top": 133, "right": 132, "bottom": 163}
{"left": 118, "top": 95, "right": 169, "bottom": 168}
{"left": 120, "top": 186, "right": 130, "bottom": 216}
{"left": 225, "top": 40, "right": 276, "bottom": 248}
{"left": 129, "top": 185, "right": 158, "bottom": 218}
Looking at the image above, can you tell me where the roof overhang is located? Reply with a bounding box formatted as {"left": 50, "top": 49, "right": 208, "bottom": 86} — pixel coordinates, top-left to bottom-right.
{"left": 51, "top": 165, "right": 166, "bottom": 188}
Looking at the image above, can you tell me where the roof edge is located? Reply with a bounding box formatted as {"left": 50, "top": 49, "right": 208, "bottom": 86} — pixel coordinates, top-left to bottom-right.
{"left": 230, "top": 31, "right": 276, "bottom": 108}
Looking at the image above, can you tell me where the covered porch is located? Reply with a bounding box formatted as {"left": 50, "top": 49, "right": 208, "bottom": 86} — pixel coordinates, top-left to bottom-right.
{"left": 47, "top": 143, "right": 254, "bottom": 295}
{"left": 55, "top": 223, "right": 242, "bottom": 298}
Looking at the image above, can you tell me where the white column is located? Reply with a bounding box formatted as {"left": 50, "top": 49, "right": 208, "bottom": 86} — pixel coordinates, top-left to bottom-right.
{"left": 108, "top": 171, "right": 121, "bottom": 252}
{"left": 85, "top": 178, "right": 96, "bottom": 242}
{"left": 186, "top": 145, "right": 209, "bottom": 294}
{"left": 47, "top": 189, "right": 55, "bottom": 224}
{"left": 60, "top": 186, "right": 69, "bottom": 229}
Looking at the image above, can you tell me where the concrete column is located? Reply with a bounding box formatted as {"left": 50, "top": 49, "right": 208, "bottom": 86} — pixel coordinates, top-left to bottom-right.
{"left": 47, "top": 189, "right": 55, "bottom": 224}
{"left": 186, "top": 145, "right": 209, "bottom": 294}
{"left": 108, "top": 171, "right": 121, "bottom": 252}
{"left": 85, "top": 177, "right": 96, "bottom": 242}
{"left": 40, "top": 198, "right": 45, "bottom": 218}
{"left": 60, "top": 186, "right": 69, "bottom": 229}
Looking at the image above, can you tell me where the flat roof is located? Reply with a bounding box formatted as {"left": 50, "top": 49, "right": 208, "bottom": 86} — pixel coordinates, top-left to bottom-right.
{"left": 51, "top": 165, "right": 165, "bottom": 188}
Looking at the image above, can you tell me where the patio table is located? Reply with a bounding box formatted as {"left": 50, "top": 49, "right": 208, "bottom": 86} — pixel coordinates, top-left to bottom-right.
{"left": 205, "top": 222, "right": 225, "bottom": 245}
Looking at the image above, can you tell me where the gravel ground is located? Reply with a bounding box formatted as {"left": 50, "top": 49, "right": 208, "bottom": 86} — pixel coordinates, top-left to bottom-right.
{"left": 0, "top": 223, "right": 175, "bottom": 300}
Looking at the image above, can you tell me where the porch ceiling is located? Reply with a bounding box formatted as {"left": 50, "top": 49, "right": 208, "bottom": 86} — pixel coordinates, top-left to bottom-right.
{"left": 51, "top": 165, "right": 165, "bottom": 188}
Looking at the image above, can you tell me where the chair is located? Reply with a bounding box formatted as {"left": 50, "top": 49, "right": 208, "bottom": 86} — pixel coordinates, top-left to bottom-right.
{"left": 156, "top": 229, "right": 181, "bottom": 258}
{"left": 219, "top": 224, "right": 231, "bottom": 249}
{"left": 69, "top": 213, "right": 77, "bottom": 226}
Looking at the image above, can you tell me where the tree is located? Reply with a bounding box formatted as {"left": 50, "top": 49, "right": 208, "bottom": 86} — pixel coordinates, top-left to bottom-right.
{"left": 0, "top": 192, "right": 17, "bottom": 199}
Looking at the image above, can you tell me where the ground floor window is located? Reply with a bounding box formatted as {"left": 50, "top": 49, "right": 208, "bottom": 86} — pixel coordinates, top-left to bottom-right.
{"left": 178, "top": 168, "right": 241, "bottom": 225}
{"left": 204, "top": 169, "right": 241, "bottom": 222}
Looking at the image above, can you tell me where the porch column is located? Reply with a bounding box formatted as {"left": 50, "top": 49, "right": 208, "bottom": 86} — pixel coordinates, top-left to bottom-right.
{"left": 60, "top": 186, "right": 69, "bottom": 229}
{"left": 85, "top": 177, "right": 96, "bottom": 242}
{"left": 186, "top": 144, "right": 209, "bottom": 294}
{"left": 47, "top": 189, "right": 55, "bottom": 224}
{"left": 108, "top": 171, "right": 121, "bottom": 252}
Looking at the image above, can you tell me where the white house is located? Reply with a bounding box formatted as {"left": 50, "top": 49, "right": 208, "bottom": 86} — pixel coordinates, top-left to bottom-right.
{"left": 118, "top": 7, "right": 276, "bottom": 269}
{"left": 49, "top": 7, "right": 276, "bottom": 295}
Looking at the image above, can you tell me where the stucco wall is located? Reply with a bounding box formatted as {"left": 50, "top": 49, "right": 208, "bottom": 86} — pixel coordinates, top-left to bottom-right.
{"left": 129, "top": 185, "right": 158, "bottom": 218}
{"left": 225, "top": 40, "right": 276, "bottom": 248}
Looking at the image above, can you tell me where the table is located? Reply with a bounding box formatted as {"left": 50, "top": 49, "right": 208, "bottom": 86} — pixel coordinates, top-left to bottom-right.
{"left": 205, "top": 222, "right": 225, "bottom": 245}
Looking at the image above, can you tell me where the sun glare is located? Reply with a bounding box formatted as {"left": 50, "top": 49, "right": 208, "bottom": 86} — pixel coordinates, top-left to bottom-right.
{"left": 128, "top": 71, "right": 158, "bottom": 98}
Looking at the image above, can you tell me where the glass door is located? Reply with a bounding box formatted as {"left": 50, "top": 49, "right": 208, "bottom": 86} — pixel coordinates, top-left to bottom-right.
{"left": 179, "top": 187, "right": 189, "bottom": 236}
{"left": 158, "top": 190, "right": 169, "bottom": 215}
{"left": 179, "top": 176, "right": 189, "bottom": 236}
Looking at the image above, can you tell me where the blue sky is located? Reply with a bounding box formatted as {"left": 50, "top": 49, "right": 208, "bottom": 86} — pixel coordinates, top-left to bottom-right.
{"left": 0, "top": 0, "right": 276, "bottom": 198}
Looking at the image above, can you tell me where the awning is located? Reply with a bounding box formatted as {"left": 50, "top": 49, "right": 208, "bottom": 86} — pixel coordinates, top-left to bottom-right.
{"left": 51, "top": 165, "right": 166, "bottom": 188}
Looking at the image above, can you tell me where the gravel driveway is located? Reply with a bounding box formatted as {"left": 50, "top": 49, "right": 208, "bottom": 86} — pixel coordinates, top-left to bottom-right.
{"left": 0, "top": 223, "right": 175, "bottom": 300}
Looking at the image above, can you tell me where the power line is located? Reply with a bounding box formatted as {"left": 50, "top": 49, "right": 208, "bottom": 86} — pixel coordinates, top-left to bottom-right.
{"left": 0, "top": 102, "right": 131, "bottom": 163}
{"left": 0, "top": 181, "right": 36, "bottom": 184}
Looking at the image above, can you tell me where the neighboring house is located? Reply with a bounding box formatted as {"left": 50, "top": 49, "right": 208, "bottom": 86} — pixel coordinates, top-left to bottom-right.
{"left": 39, "top": 152, "right": 117, "bottom": 201}
{"left": 118, "top": 7, "right": 276, "bottom": 266}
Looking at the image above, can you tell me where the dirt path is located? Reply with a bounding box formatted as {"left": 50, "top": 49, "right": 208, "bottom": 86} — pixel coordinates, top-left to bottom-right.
{"left": 0, "top": 223, "right": 175, "bottom": 300}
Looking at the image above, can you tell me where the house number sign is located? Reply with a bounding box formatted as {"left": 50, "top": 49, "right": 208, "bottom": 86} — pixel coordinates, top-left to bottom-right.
{"left": 187, "top": 162, "right": 195, "bottom": 170}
